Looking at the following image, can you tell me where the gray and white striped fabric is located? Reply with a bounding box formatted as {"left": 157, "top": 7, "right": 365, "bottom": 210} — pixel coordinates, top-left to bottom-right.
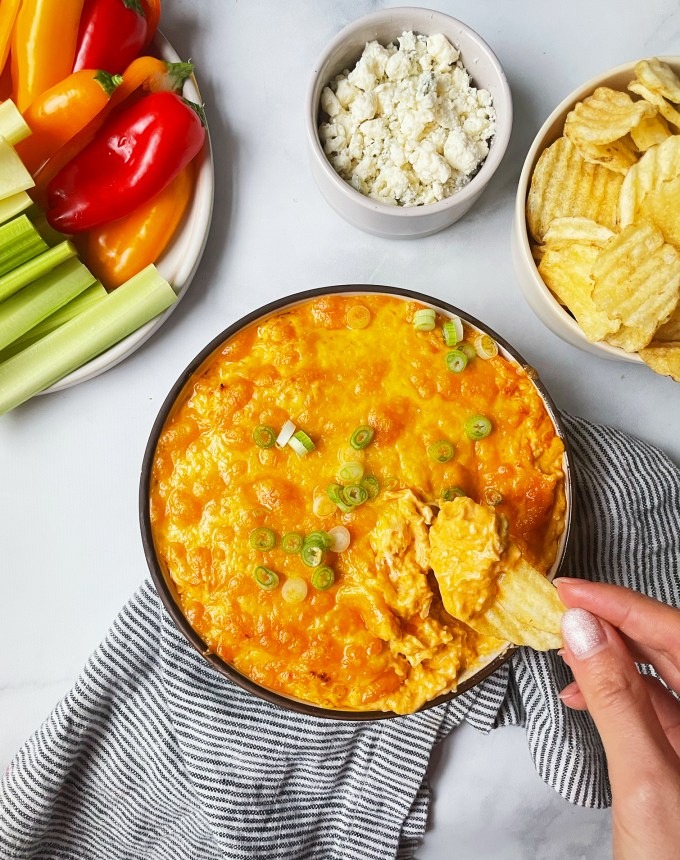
{"left": 1, "top": 414, "right": 679, "bottom": 858}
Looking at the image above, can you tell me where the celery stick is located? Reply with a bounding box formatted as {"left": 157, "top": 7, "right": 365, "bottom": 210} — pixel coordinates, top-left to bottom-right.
{"left": 0, "top": 283, "right": 107, "bottom": 362}
{"left": 0, "top": 265, "right": 177, "bottom": 414}
{"left": 0, "top": 191, "right": 32, "bottom": 225}
{"left": 20, "top": 282, "right": 106, "bottom": 339}
{"left": 0, "top": 259, "right": 96, "bottom": 351}
{"left": 0, "top": 240, "right": 76, "bottom": 302}
{"left": 0, "top": 138, "right": 34, "bottom": 200}
{"left": 0, "top": 215, "right": 48, "bottom": 277}
{"left": 27, "top": 209, "right": 68, "bottom": 247}
{"left": 0, "top": 101, "right": 31, "bottom": 146}
{"left": 0, "top": 282, "right": 107, "bottom": 362}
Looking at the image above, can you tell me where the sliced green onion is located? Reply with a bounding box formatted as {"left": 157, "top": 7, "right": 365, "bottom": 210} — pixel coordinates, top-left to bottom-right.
{"left": 338, "top": 460, "right": 364, "bottom": 484}
{"left": 326, "top": 483, "right": 344, "bottom": 504}
{"left": 337, "top": 443, "right": 365, "bottom": 465}
{"left": 313, "top": 492, "right": 337, "bottom": 517}
{"left": 288, "top": 429, "right": 315, "bottom": 457}
{"left": 311, "top": 566, "right": 335, "bottom": 590}
{"left": 484, "top": 487, "right": 503, "bottom": 506}
{"left": 249, "top": 527, "right": 277, "bottom": 551}
{"left": 350, "top": 424, "right": 374, "bottom": 450}
{"left": 253, "top": 566, "right": 279, "bottom": 591}
{"left": 252, "top": 424, "right": 277, "bottom": 448}
{"left": 276, "top": 419, "right": 296, "bottom": 447}
{"left": 304, "top": 531, "right": 332, "bottom": 551}
{"left": 281, "top": 532, "right": 303, "bottom": 554}
{"left": 301, "top": 543, "right": 324, "bottom": 568}
{"left": 441, "top": 486, "right": 466, "bottom": 501}
{"left": 281, "top": 576, "right": 308, "bottom": 604}
{"left": 465, "top": 414, "right": 492, "bottom": 440}
{"left": 427, "top": 440, "right": 455, "bottom": 463}
{"left": 474, "top": 333, "right": 498, "bottom": 360}
{"left": 328, "top": 526, "right": 351, "bottom": 553}
{"left": 346, "top": 304, "right": 371, "bottom": 329}
{"left": 413, "top": 308, "right": 436, "bottom": 331}
{"left": 442, "top": 316, "right": 464, "bottom": 346}
{"left": 458, "top": 341, "right": 476, "bottom": 361}
{"left": 327, "top": 482, "right": 354, "bottom": 513}
{"left": 445, "top": 349, "right": 468, "bottom": 374}
{"left": 342, "top": 484, "right": 368, "bottom": 506}
{"left": 360, "top": 475, "right": 380, "bottom": 499}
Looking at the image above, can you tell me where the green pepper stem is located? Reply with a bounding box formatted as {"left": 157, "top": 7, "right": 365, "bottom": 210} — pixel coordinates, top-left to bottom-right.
{"left": 122, "top": 0, "right": 146, "bottom": 15}
{"left": 166, "top": 61, "right": 195, "bottom": 91}
{"left": 94, "top": 70, "right": 124, "bottom": 97}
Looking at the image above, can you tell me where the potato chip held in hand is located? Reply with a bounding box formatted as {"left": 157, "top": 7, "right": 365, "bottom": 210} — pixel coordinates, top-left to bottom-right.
{"left": 429, "top": 498, "right": 565, "bottom": 651}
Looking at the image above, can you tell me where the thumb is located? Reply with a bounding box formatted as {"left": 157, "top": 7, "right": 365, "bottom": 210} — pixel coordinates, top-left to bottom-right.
{"left": 561, "top": 607, "right": 673, "bottom": 784}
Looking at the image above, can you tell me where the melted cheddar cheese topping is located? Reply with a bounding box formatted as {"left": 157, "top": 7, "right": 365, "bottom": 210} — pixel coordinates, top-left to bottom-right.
{"left": 149, "top": 294, "right": 566, "bottom": 714}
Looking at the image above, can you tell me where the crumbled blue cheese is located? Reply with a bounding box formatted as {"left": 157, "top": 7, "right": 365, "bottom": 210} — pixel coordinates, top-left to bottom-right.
{"left": 318, "top": 31, "right": 496, "bottom": 207}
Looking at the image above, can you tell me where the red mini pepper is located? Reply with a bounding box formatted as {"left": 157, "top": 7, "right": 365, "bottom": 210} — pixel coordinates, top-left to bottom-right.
{"left": 46, "top": 90, "right": 206, "bottom": 233}
{"left": 73, "top": 0, "right": 158, "bottom": 75}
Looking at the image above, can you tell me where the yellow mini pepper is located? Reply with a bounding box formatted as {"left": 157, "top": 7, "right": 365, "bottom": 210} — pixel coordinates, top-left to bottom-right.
{"left": 11, "top": 0, "right": 86, "bottom": 112}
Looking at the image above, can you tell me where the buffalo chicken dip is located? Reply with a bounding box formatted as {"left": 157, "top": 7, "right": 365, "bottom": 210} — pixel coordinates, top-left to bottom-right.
{"left": 149, "top": 294, "right": 566, "bottom": 713}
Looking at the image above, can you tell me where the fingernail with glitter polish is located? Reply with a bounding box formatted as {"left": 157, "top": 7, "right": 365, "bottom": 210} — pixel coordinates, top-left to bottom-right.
{"left": 561, "top": 608, "right": 607, "bottom": 660}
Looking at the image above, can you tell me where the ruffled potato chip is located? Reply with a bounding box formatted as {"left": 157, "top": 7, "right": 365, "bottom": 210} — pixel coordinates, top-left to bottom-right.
{"left": 542, "top": 216, "right": 615, "bottom": 249}
{"left": 429, "top": 498, "right": 565, "bottom": 652}
{"left": 538, "top": 243, "right": 620, "bottom": 343}
{"left": 619, "top": 135, "right": 680, "bottom": 248}
{"left": 631, "top": 113, "right": 672, "bottom": 151}
{"left": 592, "top": 221, "right": 680, "bottom": 352}
{"left": 570, "top": 134, "right": 638, "bottom": 174}
{"left": 565, "top": 86, "right": 655, "bottom": 146}
{"left": 628, "top": 80, "right": 680, "bottom": 129}
{"left": 639, "top": 341, "right": 680, "bottom": 381}
{"left": 634, "top": 58, "right": 680, "bottom": 104}
{"left": 526, "top": 137, "right": 623, "bottom": 242}
{"left": 526, "top": 59, "right": 680, "bottom": 380}
{"left": 619, "top": 135, "right": 680, "bottom": 223}
{"left": 634, "top": 176, "right": 680, "bottom": 249}
{"left": 654, "top": 306, "right": 680, "bottom": 342}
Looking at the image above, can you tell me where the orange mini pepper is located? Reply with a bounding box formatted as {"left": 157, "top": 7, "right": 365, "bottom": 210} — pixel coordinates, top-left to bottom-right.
{"left": 108, "top": 55, "right": 193, "bottom": 110}
{"left": 11, "top": 0, "right": 86, "bottom": 111}
{"left": 143, "top": 0, "right": 161, "bottom": 41}
{"left": 78, "top": 163, "right": 194, "bottom": 290}
{"left": 17, "top": 69, "right": 122, "bottom": 174}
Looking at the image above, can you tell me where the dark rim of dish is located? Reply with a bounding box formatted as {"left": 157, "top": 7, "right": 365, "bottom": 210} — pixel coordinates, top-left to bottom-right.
{"left": 139, "top": 284, "right": 574, "bottom": 721}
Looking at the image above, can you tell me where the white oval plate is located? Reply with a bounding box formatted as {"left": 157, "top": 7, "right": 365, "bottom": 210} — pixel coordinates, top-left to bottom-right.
{"left": 44, "top": 33, "right": 215, "bottom": 393}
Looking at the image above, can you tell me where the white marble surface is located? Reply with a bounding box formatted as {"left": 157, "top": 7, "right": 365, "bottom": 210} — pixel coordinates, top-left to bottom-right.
{"left": 2, "top": 0, "right": 679, "bottom": 856}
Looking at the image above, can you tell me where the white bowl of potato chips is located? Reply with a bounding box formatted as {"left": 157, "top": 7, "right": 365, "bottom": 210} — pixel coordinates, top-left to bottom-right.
{"left": 512, "top": 57, "right": 680, "bottom": 382}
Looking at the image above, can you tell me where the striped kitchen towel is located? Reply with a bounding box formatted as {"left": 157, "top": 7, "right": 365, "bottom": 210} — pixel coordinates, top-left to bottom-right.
{"left": 1, "top": 414, "right": 679, "bottom": 859}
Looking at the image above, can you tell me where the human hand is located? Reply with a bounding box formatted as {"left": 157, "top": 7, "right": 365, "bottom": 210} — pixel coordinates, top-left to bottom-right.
{"left": 555, "top": 578, "right": 680, "bottom": 860}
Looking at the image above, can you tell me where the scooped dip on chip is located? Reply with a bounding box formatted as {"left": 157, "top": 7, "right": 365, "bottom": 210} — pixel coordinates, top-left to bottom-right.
{"left": 149, "top": 293, "right": 568, "bottom": 714}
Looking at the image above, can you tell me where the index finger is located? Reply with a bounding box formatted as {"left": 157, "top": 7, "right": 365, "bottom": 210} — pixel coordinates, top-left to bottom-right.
{"left": 555, "top": 579, "right": 680, "bottom": 683}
